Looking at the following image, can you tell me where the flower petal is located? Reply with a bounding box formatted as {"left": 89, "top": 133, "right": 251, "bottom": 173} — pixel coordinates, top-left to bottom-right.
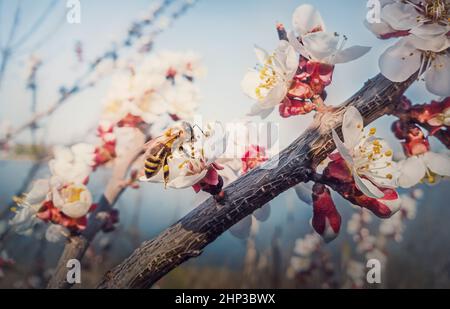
{"left": 379, "top": 38, "right": 421, "bottom": 82}
{"left": 292, "top": 4, "right": 325, "bottom": 36}
{"left": 330, "top": 45, "right": 371, "bottom": 65}
{"left": 26, "top": 179, "right": 49, "bottom": 205}
{"left": 423, "top": 152, "right": 450, "bottom": 177}
{"left": 254, "top": 45, "right": 269, "bottom": 64}
{"left": 342, "top": 106, "right": 364, "bottom": 150}
{"left": 294, "top": 182, "right": 314, "bottom": 205}
{"left": 229, "top": 215, "right": 252, "bottom": 239}
{"left": 332, "top": 129, "right": 353, "bottom": 165}
{"left": 241, "top": 70, "right": 260, "bottom": 100}
{"left": 247, "top": 103, "right": 274, "bottom": 119}
{"left": 364, "top": 19, "right": 395, "bottom": 38}
{"left": 354, "top": 174, "right": 385, "bottom": 199}
{"left": 381, "top": 3, "right": 419, "bottom": 31}
{"left": 410, "top": 24, "right": 450, "bottom": 40}
{"left": 425, "top": 54, "right": 450, "bottom": 97}
{"left": 302, "top": 32, "right": 339, "bottom": 62}
{"left": 253, "top": 203, "right": 271, "bottom": 222}
{"left": 408, "top": 35, "right": 450, "bottom": 53}
{"left": 397, "top": 156, "right": 427, "bottom": 188}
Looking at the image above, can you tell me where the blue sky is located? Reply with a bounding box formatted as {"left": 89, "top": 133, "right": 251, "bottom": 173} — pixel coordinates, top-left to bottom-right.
{"left": 0, "top": 0, "right": 437, "bottom": 150}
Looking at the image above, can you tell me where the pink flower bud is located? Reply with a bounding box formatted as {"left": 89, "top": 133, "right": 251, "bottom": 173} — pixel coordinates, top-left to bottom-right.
{"left": 311, "top": 183, "right": 341, "bottom": 242}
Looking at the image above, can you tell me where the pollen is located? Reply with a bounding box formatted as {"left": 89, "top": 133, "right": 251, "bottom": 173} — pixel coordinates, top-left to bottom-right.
{"left": 369, "top": 127, "right": 376, "bottom": 135}
{"left": 65, "top": 187, "right": 84, "bottom": 203}
{"left": 385, "top": 150, "right": 393, "bottom": 157}
{"left": 386, "top": 174, "right": 393, "bottom": 180}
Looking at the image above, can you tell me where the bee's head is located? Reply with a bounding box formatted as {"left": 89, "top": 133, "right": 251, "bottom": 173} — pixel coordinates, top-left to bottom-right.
{"left": 180, "top": 121, "right": 195, "bottom": 142}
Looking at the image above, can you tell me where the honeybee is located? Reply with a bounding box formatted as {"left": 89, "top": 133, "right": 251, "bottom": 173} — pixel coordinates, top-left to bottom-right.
{"left": 143, "top": 121, "right": 201, "bottom": 186}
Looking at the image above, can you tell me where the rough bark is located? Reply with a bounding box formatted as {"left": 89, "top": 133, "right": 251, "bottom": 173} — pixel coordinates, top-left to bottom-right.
{"left": 96, "top": 73, "right": 416, "bottom": 289}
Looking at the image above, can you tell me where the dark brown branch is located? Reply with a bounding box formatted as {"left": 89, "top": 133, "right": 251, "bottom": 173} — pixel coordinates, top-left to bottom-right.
{"left": 96, "top": 73, "right": 416, "bottom": 289}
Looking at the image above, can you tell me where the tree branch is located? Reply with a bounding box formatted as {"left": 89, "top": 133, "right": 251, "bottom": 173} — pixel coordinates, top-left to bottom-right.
{"left": 47, "top": 132, "right": 145, "bottom": 289}
{"left": 96, "top": 72, "right": 416, "bottom": 289}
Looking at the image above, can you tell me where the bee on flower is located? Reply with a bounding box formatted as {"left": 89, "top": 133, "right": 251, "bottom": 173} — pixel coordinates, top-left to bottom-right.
{"left": 139, "top": 121, "right": 227, "bottom": 195}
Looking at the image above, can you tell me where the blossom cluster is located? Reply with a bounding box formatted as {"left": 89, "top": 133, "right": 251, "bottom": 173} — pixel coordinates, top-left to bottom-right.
{"left": 93, "top": 51, "right": 205, "bottom": 168}
{"left": 10, "top": 144, "right": 96, "bottom": 242}
{"left": 242, "top": 4, "right": 370, "bottom": 118}
{"left": 393, "top": 96, "right": 450, "bottom": 188}
{"left": 366, "top": 0, "right": 450, "bottom": 96}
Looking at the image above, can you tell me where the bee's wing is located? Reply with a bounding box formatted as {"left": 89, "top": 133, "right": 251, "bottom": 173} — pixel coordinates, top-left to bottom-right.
{"left": 143, "top": 136, "right": 165, "bottom": 157}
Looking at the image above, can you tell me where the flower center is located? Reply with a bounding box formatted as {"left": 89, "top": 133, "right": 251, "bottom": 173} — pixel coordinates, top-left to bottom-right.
{"left": 63, "top": 186, "right": 84, "bottom": 203}
{"left": 410, "top": 0, "right": 450, "bottom": 24}
{"left": 424, "top": 0, "right": 449, "bottom": 23}
{"left": 352, "top": 128, "right": 394, "bottom": 181}
{"left": 255, "top": 55, "right": 278, "bottom": 100}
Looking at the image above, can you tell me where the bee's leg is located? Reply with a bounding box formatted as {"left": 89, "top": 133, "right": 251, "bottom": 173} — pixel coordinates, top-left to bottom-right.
{"left": 179, "top": 145, "right": 193, "bottom": 159}
{"left": 163, "top": 155, "right": 170, "bottom": 188}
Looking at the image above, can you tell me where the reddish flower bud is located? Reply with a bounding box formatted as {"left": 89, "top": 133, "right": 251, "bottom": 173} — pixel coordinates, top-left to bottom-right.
{"left": 288, "top": 80, "right": 314, "bottom": 100}
{"left": 391, "top": 120, "right": 408, "bottom": 140}
{"left": 402, "top": 125, "right": 430, "bottom": 156}
{"left": 241, "top": 145, "right": 268, "bottom": 173}
{"left": 311, "top": 183, "right": 341, "bottom": 242}
{"left": 117, "top": 113, "right": 144, "bottom": 128}
{"left": 306, "top": 62, "right": 334, "bottom": 87}
{"left": 322, "top": 154, "right": 353, "bottom": 183}
{"left": 351, "top": 187, "right": 400, "bottom": 218}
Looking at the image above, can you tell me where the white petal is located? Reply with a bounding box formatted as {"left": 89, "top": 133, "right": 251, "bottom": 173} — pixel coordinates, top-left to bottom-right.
{"left": 26, "top": 179, "right": 49, "bottom": 205}
{"left": 294, "top": 182, "right": 314, "bottom": 205}
{"left": 61, "top": 201, "right": 91, "bottom": 218}
{"left": 229, "top": 215, "right": 252, "bottom": 239}
{"left": 282, "top": 42, "right": 299, "bottom": 75}
{"left": 363, "top": 19, "right": 395, "bottom": 37}
{"left": 332, "top": 129, "right": 353, "bottom": 165}
{"left": 292, "top": 4, "right": 325, "bottom": 36}
{"left": 397, "top": 157, "right": 427, "bottom": 188}
{"left": 342, "top": 106, "right": 364, "bottom": 150}
{"left": 354, "top": 174, "right": 384, "bottom": 198}
{"left": 410, "top": 24, "right": 450, "bottom": 40}
{"left": 379, "top": 39, "right": 421, "bottom": 82}
{"left": 321, "top": 217, "right": 339, "bottom": 243}
{"left": 52, "top": 146, "right": 73, "bottom": 162}
{"left": 45, "top": 224, "right": 68, "bottom": 243}
{"left": 168, "top": 170, "right": 208, "bottom": 189}
{"left": 247, "top": 104, "right": 274, "bottom": 119}
{"left": 302, "top": 32, "right": 339, "bottom": 61}
{"left": 260, "top": 83, "right": 287, "bottom": 108}
{"left": 408, "top": 35, "right": 450, "bottom": 52}
{"left": 423, "top": 152, "right": 450, "bottom": 177}
{"left": 287, "top": 31, "right": 308, "bottom": 56}
{"left": 381, "top": 3, "right": 419, "bottom": 31}
{"left": 60, "top": 188, "right": 92, "bottom": 218}
{"left": 330, "top": 45, "right": 371, "bottom": 65}
{"left": 253, "top": 203, "right": 271, "bottom": 222}
{"left": 425, "top": 54, "right": 450, "bottom": 97}
{"left": 254, "top": 45, "right": 269, "bottom": 64}
{"left": 241, "top": 70, "right": 260, "bottom": 100}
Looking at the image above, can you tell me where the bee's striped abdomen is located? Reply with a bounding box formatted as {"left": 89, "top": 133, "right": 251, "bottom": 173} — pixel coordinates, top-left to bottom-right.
{"left": 144, "top": 155, "right": 162, "bottom": 178}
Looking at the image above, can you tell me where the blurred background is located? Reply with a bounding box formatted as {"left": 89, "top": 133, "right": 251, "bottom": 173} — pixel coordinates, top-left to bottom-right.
{"left": 0, "top": 0, "right": 449, "bottom": 288}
